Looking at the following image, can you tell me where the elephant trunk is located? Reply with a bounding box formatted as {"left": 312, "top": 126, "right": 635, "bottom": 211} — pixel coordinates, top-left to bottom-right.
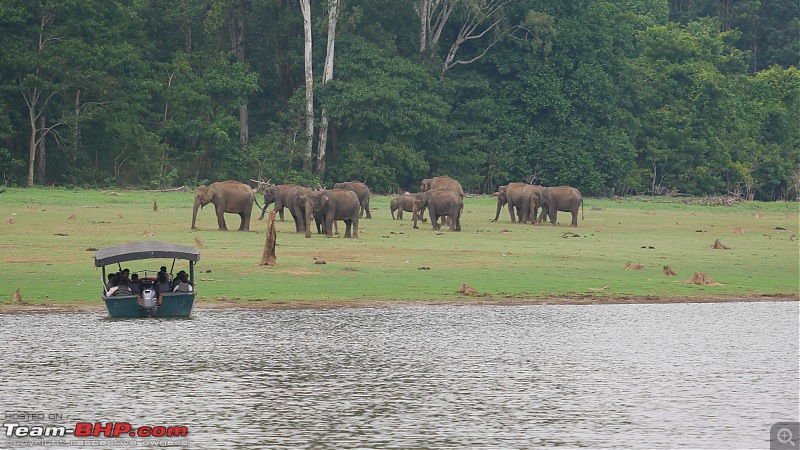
{"left": 258, "top": 197, "right": 268, "bottom": 220}
{"left": 304, "top": 198, "right": 313, "bottom": 238}
{"left": 191, "top": 197, "right": 202, "bottom": 229}
{"left": 493, "top": 198, "right": 505, "bottom": 222}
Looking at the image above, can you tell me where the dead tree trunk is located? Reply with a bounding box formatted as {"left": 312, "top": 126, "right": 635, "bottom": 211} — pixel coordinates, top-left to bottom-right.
{"left": 259, "top": 210, "right": 278, "bottom": 266}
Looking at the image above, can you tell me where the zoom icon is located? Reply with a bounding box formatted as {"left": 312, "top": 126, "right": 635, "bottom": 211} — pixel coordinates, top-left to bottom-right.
{"left": 772, "top": 422, "right": 800, "bottom": 450}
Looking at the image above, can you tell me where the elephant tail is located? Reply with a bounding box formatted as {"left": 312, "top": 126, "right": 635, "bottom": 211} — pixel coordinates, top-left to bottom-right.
{"left": 253, "top": 197, "right": 264, "bottom": 213}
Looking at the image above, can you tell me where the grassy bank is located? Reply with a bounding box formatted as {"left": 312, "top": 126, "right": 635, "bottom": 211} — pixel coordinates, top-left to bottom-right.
{"left": 0, "top": 187, "right": 797, "bottom": 307}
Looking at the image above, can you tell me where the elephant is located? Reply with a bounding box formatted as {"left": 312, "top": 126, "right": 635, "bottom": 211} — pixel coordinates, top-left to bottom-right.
{"left": 412, "top": 189, "right": 463, "bottom": 232}
{"left": 419, "top": 175, "right": 465, "bottom": 197}
{"left": 492, "top": 182, "right": 543, "bottom": 224}
{"left": 305, "top": 189, "right": 360, "bottom": 238}
{"left": 332, "top": 181, "right": 371, "bottom": 219}
{"left": 418, "top": 175, "right": 464, "bottom": 225}
{"left": 192, "top": 181, "right": 255, "bottom": 231}
{"left": 293, "top": 187, "right": 326, "bottom": 235}
{"left": 258, "top": 184, "right": 300, "bottom": 221}
{"left": 530, "top": 186, "right": 584, "bottom": 227}
{"left": 391, "top": 194, "right": 417, "bottom": 220}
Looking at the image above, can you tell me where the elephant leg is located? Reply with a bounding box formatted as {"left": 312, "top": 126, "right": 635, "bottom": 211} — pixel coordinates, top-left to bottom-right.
{"left": 570, "top": 210, "right": 578, "bottom": 227}
{"left": 324, "top": 215, "right": 333, "bottom": 238}
{"left": 536, "top": 208, "right": 547, "bottom": 225}
{"left": 352, "top": 218, "right": 358, "bottom": 238}
{"left": 397, "top": 209, "right": 403, "bottom": 220}
{"left": 278, "top": 207, "right": 285, "bottom": 222}
{"left": 507, "top": 202, "right": 516, "bottom": 223}
{"left": 215, "top": 204, "right": 228, "bottom": 231}
{"left": 549, "top": 210, "right": 557, "bottom": 225}
{"left": 238, "top": 213, "right": 247, "bottom": 231}
{"left": 364, "top": 198, "right": 372, "bottom": 219}
{"left": 344, "top": 219, "right": 352, "bottom": 238}
{"left": 520, "top": 203, "right": 530, "bottom": 224}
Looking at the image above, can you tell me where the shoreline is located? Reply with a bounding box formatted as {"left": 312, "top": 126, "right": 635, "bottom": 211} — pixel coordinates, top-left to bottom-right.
{"left": 0, "top": 294, "right": 797, "bottom": 315}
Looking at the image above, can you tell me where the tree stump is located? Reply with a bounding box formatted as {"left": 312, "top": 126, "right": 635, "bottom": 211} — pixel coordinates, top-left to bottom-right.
{"left": 684, "top": 272, "right": 721, "bottom": 285}
{"left": 153, "top": 200, "right": 158, "bottom": 212}
{"left": 13, "top": 288, "right": 23, "bottom": 303}
{"left": 711, "top": 239, "right": 731, "bottom": 249}
{"left": 457, "top": 283, "right": 480, "bottom": 296}
{"left": 661, "top": 265, "right": 677, "bottom": 276}
{"left": 259, "top": 211, "right": 278, "bottom": 266}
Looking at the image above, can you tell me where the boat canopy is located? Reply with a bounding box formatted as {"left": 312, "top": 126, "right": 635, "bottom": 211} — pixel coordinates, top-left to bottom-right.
{"left": 94, "top": 241, "right": 201, "bottom": 267}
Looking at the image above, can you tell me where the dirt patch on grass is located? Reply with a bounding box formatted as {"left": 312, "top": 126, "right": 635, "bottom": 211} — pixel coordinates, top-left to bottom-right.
{"left": 263, "top": 267, "right": 325, "bottom": 276}
{"left": 1, "top": 294, "right": 795, "bottom": 314}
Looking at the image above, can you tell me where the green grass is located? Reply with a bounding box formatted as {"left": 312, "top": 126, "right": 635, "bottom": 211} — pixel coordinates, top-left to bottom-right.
{"left": 1, "top": 187, "right": 798, "bottom": 305}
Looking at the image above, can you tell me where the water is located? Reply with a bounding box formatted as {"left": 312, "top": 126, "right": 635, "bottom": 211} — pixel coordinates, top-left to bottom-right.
{"left": 1, "top": 301, "right": 797, "bottom": 449}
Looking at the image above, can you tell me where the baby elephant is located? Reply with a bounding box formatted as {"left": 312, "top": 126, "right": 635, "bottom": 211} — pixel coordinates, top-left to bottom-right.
{"left": 391, "top": 194, "right": 416, "bottom": 220}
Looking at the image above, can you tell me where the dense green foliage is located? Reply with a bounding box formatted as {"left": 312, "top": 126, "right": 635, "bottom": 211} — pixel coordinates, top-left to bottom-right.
{"left": 0, "top": 0, "right": 797, "bottom": 199}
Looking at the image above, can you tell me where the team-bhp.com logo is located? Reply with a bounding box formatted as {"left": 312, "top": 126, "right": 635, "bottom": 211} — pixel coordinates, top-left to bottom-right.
{"left": 4, "top": 422, "right": 188, "bottom": 438}
{"left": 2, "top": 420, "right": 188, "bottom": 447}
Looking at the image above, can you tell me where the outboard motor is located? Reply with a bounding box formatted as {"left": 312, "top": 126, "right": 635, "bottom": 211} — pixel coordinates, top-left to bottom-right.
{"left": 141, "top": 288, "right": 158, "bottom": 318}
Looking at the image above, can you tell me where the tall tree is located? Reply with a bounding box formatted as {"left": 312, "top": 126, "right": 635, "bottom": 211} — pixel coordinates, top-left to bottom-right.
{"left": 299, "top": 0, "right": 314, "bottom": 171}
{"left": 14, "top": 5, "right": 66, "bottom": 186}
{"left": 315, "top": 0, "right": 340, "bottom": 179}
{"left": 227, "top": 0, "right": 249, "bottom": 151}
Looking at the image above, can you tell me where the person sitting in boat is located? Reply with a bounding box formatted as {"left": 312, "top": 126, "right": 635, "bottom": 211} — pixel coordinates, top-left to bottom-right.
{"left": 156, "top": 272, "right": 171, "bottom": 294}
{"left": 105, "top": 273, "right": 115, "bottom": 291}
{"left": 106, "top": 274, "right": 133, "bottom": 296}
{"left": 172, "top": 272, "right": 194, "bottom": 293}
{"left": 172, "top": 270, "right": 187, "bottom": 289}
{"left": 158, "top": 266, "right": 170, "bottom": 283}
{"left": 129, "top": 273, "right": 142, "bottom": 295}
{"left": 120, "top": 268, "right": 131, "bottom": 286}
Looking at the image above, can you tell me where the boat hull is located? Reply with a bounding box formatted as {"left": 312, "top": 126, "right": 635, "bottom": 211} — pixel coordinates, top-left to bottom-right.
{"left": 103, "top": 293, "right": 195, "bottom": 318}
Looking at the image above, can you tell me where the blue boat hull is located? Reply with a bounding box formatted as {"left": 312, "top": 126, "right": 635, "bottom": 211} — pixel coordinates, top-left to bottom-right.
{"left": 103, "top": 293, "right": 195, "bottom": 318}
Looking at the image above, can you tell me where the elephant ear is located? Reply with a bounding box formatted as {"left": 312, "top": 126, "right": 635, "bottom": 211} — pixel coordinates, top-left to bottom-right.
{"left": 321, "top": 194, "right": 330, "bottom": 207}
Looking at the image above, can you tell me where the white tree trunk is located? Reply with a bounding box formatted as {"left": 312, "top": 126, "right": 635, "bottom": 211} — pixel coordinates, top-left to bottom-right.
{"left": 300, "top": 0, "right": 314, "bottom": 172}
{"left": 27, "top": 102, "right": 37, "bottom": 187}
{"left": 316, "top": 0, "right": 339, "bottom": 179}
{"left": 228, "top": 0, "right": 249, "bottom": 152}
{"left": 415, "top": 0, "right": 453, "bottom": 54}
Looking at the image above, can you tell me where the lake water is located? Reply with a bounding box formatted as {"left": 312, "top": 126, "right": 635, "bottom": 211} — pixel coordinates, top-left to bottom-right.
{"left": 1, "top": 301, "right": 797, "bottom": 449}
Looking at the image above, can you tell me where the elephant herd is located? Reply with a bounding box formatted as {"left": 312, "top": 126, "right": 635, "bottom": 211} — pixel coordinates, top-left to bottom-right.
{"left": 191, "top": 180, "right": 368, "bottom": 238}
{"left": 190, "top": 176, "right": 583, "bottom": 238}
{"left": 490, "top": 183, "right": 583, "bottom": 228}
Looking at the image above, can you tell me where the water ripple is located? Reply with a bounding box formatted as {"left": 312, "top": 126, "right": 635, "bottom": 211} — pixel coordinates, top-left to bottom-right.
{"left": 0, "top": 302, "right": 797, "bottom": 449}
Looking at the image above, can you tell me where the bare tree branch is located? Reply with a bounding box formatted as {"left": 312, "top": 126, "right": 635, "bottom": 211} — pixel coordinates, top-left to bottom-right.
{"left": 440, "top": 0, "right": 508, "bottom": 79}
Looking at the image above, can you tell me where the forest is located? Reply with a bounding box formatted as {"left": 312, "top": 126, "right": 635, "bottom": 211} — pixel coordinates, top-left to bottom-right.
{"left": 0, "top": 0, "right": 798, "bottom": 199}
